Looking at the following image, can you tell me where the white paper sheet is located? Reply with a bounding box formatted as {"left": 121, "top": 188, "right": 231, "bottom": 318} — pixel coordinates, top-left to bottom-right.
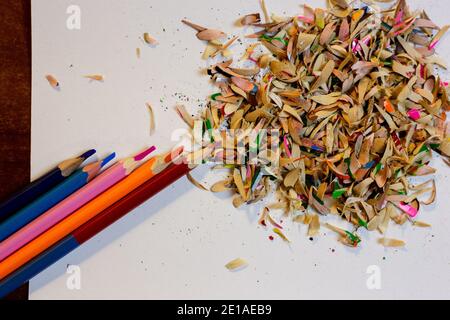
{"left": 30, "top": 0, "right": 450, "bottom": 299}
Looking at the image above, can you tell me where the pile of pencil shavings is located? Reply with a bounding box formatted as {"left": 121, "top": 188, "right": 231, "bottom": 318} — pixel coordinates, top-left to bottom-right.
{"left": 178, "top": 0, "right": 450, "bottom": 248}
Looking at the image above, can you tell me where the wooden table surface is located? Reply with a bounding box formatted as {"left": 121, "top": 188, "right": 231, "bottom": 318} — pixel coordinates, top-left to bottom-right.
{"left": 0, "top": 0, "right": 31, "bottom": 300}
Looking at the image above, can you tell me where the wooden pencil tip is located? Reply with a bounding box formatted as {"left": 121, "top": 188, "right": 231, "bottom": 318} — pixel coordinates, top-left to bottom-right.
{"left": 134, "top": 146, "right": 156, "bottom": 162}
{"left": 80, "top": 149, "right": 96, "bottom": 161}
{"left": 101, "top": 152, "right": 116, "bottom": 168}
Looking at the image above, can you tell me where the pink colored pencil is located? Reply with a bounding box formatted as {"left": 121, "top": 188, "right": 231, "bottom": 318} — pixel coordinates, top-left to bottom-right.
{"left": 0, "top": 146, "right": 156, "bottom": 261}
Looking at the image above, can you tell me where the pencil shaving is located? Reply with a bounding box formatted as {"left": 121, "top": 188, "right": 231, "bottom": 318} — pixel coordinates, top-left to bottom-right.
{"left": 146, "top": 103, "right": 155, "bottom": 135}
{"left": 45, "top": 74, "right": 59, "bottom": 89}
{"left": 143, "top": 32, "right": 158, "bottom": 45}
{"left": 225, "top": 258, "right": 248, "bottom": 271}
{"left": 176, "top": 0, "right": 449, "bottom": 248}
{"left": 378, "top": 238, "right": 406, "bottom": 247}
{"left": 84, "top": 74, "right": 104, "bottom": 81}
{"left": 186, "top": 172, "right": 207, "bottom": 191}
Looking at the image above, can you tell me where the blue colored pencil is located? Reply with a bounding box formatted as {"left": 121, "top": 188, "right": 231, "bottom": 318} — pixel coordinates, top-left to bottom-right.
{"left": 0, "top": 149, "right": 96, "bottom": 223}
{"left": 0, "top": 153, "right": 115, "bottom": 241}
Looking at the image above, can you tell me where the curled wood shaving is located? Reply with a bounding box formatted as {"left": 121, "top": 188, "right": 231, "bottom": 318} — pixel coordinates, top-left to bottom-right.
{"left": 175, "top": 104, "right": 194, "bottom": 128}
{"left": 308, "top": 214, "right": 320, "bottom": 237}
{"left": 330, "top": 0, "right": 349, "bottom": 9}
{"left": 239, "top": 13, "right": 261, "bottom": 26}
{"left": 267, "top": 210, "right": 283, "bottom": 229}
{"left": 284, "top": 168, "right": 299, "bottom": 187}
{"left": 232, "top": 194, "right": 245, "bottom": 208}
{"left": 186, "top": 172, "right": 207, "bottom": 191}
{"left": 273, "top": 227, "right": 290, "bottom": 242}
{"left": 210, "top": 179, "right": 232, "bottom": 192}
{"left": 233, "top": 168, "right": 247, "bottom": 200}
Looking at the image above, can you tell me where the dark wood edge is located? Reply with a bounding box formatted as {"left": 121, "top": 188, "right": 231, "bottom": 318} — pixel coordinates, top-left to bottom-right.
{"left": 0, "top": 0, "right": 31, "bottom": 300}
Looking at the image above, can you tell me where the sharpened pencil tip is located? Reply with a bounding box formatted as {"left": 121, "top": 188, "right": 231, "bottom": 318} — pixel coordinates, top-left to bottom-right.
{"left": 134, "top": 146, "right": 156, "bottom": 162}
{"left": 80, "top": 149, "right": 96, "bottom": 160}
{"left": 101, "top": 152, "right": 116, "bottom": 168}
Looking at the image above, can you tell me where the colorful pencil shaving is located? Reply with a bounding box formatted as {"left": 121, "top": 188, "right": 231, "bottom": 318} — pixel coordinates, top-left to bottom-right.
{"left": 0, "top": 149, "right": 96, "bottom": 222}
{"left": 0, "top": 147, "right": 155, "bottom": 262}
{"left": 0, "top": 147, "right": 184, "bottom": 280}
{"left": 179, "top": 0, "right": 449, "bottom": 248}
{"left": 0, "top": 161, "right": 191, "bottom": 298}
{"left": 0, "top": 153, "right": 116, "bottom": 242}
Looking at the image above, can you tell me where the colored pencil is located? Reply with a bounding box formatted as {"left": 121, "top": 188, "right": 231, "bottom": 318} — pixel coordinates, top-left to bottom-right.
{"left": 0, "top": 147, "right": 155, "bottom": 261}
{"left": 0, "top": 161, "right": 191, "bottom": 298}
{"left": 0, "top": 149, "right": 96, "bottom": 223}
{"left": 0, "top": 153, "right": 116, "bottom": 242}
{"left": 0, "top": 147, "right": 184, "bottom": 279}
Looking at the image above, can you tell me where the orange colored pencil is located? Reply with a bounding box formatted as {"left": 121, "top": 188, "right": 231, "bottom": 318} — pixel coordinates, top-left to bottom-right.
{"left": 0, "top": 146, "right": 184, "bottom": 280}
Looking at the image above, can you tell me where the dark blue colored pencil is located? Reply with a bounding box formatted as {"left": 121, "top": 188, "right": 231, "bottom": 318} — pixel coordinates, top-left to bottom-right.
{"left": 0, "top": 153, "right": 115, "bottom": 241}
{"left": 0, "top": 149, "right": 96, "bottom": 223}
